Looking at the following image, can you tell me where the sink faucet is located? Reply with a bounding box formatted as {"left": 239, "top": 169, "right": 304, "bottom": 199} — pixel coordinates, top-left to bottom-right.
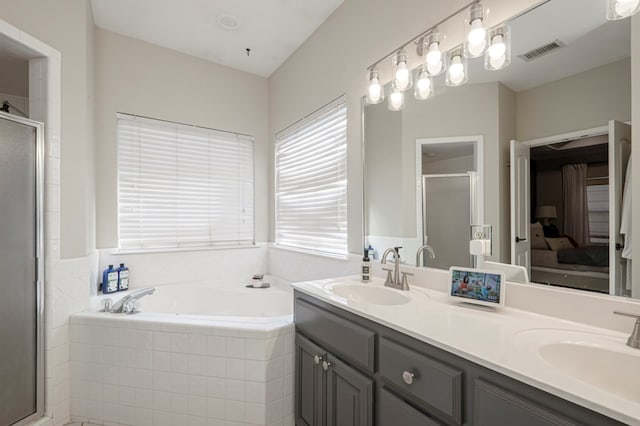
{"left": 614, "top": 311, "right": 640, "bottom": 349}
{"left": 416, "top": 245, "right": 435, "bottom": 267}
{"left": 104, "top": 287, "right": 156, "bottom": 314}
{"left": 381, "top": 247, "right": 411, "bottom": 291}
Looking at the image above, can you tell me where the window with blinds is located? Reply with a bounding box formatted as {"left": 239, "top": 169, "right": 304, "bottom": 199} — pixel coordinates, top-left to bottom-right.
{"left": 274, "top": 96, "right": 348, "bottom": 256}
{"left": 117, "top": 113, "right": 254, "bottom": 250}
{"left": 587, "top": 183, "right": 609, "bottom": 244}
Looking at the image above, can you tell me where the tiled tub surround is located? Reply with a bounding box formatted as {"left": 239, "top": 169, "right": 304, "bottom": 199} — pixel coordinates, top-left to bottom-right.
{"left": 69, "top": 307, "right": 294, "bottom": 426}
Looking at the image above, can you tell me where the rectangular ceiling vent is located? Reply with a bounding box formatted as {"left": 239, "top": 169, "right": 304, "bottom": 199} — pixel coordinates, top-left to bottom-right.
{"left": 518, "top": 40, "right": 565, "bottom": 62}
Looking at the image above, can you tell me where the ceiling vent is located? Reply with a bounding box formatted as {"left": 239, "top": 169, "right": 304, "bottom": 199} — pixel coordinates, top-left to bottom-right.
{"left": 518, "top": 40, "right": 565, "bottom": 62}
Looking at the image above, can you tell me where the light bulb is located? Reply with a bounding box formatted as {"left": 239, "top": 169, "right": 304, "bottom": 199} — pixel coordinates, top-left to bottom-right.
{"left": 368, "top": 77, "right": 381, "bottom": 103}
{"left": 467, "top": 19, "right": 486, "bottom": 56}
{"left": 395, "top": 62, "right": 410, "bottom": 90}
{"left": 488, "top": 34, "right": 506, "bottom": 59}
{"left": 489, "top": 53, "right": 506, "bottom": 69}
{"left": 449, "top": 56, "right": 464, "bottom": 78}
{"left": 426, "top": 42, "right": 442, "bottom": 67}
{"left": 416, "top": 72, "right": 431, "bottom": 99}
{"left": 615, "top": 0, "right": 640, "bottom": 16}
{"left": 390, "top": 90, "right": 404, "bottom": 110}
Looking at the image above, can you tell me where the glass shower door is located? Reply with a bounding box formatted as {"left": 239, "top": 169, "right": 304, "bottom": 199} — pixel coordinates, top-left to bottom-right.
{"left": 0, "top": 113, "right": 43, "bottom": 425}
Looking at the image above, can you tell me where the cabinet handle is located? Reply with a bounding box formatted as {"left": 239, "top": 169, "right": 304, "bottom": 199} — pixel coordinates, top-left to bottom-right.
{"left": 313, "top": 355, "right": 322, "bottom": 365}
{"left": 322, "top": 360, "right": 331, "bottom": 371}
{"left": 402, "top": 371, "right": 415, "bottom": 385}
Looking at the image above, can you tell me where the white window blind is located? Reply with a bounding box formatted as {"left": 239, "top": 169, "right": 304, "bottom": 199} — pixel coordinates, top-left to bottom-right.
{"left": 117, "top": 113, "right": 254, "bottom": 250}
{"left": 275, "top": 96, "right": 348, "bottom": 256}
{"left": 587, "top": 183, "right": 609, "bottom": 244}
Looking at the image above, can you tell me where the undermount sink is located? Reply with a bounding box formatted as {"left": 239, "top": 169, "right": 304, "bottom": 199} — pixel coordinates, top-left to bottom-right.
{"left": 512, "top": 329, "right": 640, "bottom": 403}
{"left": 328, "top": 283, "right": 411, "bottom": 306}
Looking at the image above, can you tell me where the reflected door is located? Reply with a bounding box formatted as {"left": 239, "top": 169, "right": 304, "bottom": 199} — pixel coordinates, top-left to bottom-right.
{"left": 422, "top": 175, "right": 472, "bottom": 269}
{"left": 0, "top": 114, "right": 41, "bottom": 425}
{"left": 510, "top": 140, "right": 531, "bottom": 274}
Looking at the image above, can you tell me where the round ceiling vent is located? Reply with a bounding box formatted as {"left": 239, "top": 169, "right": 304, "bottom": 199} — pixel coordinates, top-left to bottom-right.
{"left": 217, "top": 14, "right": 239, "bottom": 31}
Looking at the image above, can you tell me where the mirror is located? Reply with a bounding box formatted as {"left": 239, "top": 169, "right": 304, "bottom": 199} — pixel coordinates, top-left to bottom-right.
{"left": 363, "top": 0, "right": 635, "bottom": 298}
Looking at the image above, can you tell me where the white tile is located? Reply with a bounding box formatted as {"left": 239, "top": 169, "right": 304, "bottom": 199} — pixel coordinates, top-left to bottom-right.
{"left": 136, "top": 369, "right": 153, "bottom": 389}
{"left": 207, "top": 356, "right": 226, "bottom": 378}
{"left": 246, "top": 339, "right": 266, "bottom": 361}
{"left": 246, "top": 360, "right": 266, "bottom": 382}
{"left": 265, "top": 337, "right": 285, "bottom": 360}
{"left": 119, "top": 386, "right": 136, "bottom": 406}
{"left": 189, "top": 334, "right": 208, "bottom": 355}
{"left": 153, "top": 332, "right": 171, "bottom": 351}
{"left": 206, "top": 397, "right": 226, "bottom": 419}
{"left": 120, "top": 367, "right": 136, "bottom": 387}
{"left": 189, "top": 375, "right": 208, "bottom": 396}
{"left": 153, "top": 351, "right": 170, "bottom": 372}
{"left": 136, "top": 349, "right": 153, "bottom": 368}
{"left": 136, "top": 330, "right": 153, "bottom": 350}
{"left": 86, "top": 400, "right": 103, "bottom": 421}
{"left": 152, "top": 371, "right": 171, "bottom": 391}
{"left": 226, "top": 359, "right": 245, "bottom": 380}
{"left": 119, "top": 404, "right": 136, "bottom": 425}
{"left": 266, "top": 398, "right": 284, "bottom": 424}
{"left": 135, "top": 407, "right": 153, "bottom": 426}
{"left": 119, "top": 347, "right": 136, "bottom": 368}
{"left": 171, "top": 412, "right": 189, "bottom": 425}
{"left": 103, "top": 365, "right": 120, "bottom": 385}
{"left": 266, "top": 357, "right": 284, "bottom": 382}
{"left": 135, "top": 388, "right": 153, "bottom": 409}
{"left": 152, "top": 390, "right": 171, "bottom": 411}
{"left": 225, "top": 379, "right": 245, "bottom": 401}
{"left": 189, "top": 354, "right": 208, "bottom": 376}
{"left": 70, "top": 397, "right": 88, "bottom": 419}
{"left": 153, "top": 409, "right": 171, "bottom": 426}
{"left": 102, "top": 328, "right": 120, "bottom": 347}
{"left": 170, "top": 373, "right": 189, "bottom": 394}
{"left": 284, "top": 353, "right": 294, "bottom": 375}
{"left": 171, "top": 333, "right": 189, "bottom": 353}
{"left": 119, "top": 328, "right": 135, "bottom": 348}
{"left": 88, "top": 382, "right": 103, "bottom": 402}
{"left": 207, "top": 377, "right": 226, "bottom": 399}
{"left": 188, "top": 395, "right": 207, "bottom": 417}
{"left": 103, "top": 384, "right": 119, "bottom": 404}
{"left": 245, "top": 381, "right": 266, "bottom": 404}
{"left": 189, "top": 415, "right": 206, "bottom": 426}
{"left": 245, "top": 403, "right": 266, "bottom": 425}
{"left": 102, "top": 345, "right": 119, "bottom": 366}
{"left": 226, "top": 400, "right": 245, "bottom": 422}
{"left": 170, "top": 392, "right": 189, "bottom": 414}
{"left": 266, "top": 377, "right": 284, "bottom": 403}
{"left": 226, "top": 337, "right": 246, "bottom": 359}
{"left": 284, "top": 373, "right": 294, "bottom": 397}
{"left": 170, "top": 352, "right": 189, "bottom": 373}
{"left": 207, "top": 336, "right": 226, "bottom": 357}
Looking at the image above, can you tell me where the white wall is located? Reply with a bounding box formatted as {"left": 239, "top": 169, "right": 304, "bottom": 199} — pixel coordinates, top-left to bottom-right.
{"left": 268, "top": 0, "right": 543, "bottom": 256}
{"left": 516, "top": 58, "right": 631, "bottom": 141}
{"left": 632, "top": 15, "right": 640, "bottom": 298}
{"left": 94, "top": 28, "right": 270, "bottom": 249}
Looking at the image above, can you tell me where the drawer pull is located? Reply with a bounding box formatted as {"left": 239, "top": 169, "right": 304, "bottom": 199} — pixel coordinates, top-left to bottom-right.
{"left": 402, "top": 370, "right": 415, "bottom": 385}
{"left": 322, "top": 360, "right": 331, "bottom": 371}
{"left": 313, "top": 355, "right": 323, "bottom": 365}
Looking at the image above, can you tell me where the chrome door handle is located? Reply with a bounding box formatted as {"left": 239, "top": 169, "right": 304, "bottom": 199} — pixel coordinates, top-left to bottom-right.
{"left": 402, "top": 371, "right": 415, "bottom": 385}
{"left": 313, "top": 355, "right": 322, "bottom": 365}
{"left": 322, "top": 360, "right": 331, "bottom": 371}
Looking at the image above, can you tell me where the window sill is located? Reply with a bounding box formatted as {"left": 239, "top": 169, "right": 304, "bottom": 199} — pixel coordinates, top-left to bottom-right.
{"left": 111, "top": 243, "right": 263, "bottom": 255}
{"left": 269, "top": 243, "right": 350, "bottom": 261}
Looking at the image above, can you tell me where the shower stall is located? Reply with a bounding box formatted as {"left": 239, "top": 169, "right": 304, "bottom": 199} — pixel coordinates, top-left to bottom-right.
{"left": 0, "top": 111, "right": 44, "bottom": 425}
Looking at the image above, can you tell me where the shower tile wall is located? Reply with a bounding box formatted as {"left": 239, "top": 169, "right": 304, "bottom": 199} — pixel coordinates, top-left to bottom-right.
{"left": 69, "top": 316, "right": 295, "bottom": 426}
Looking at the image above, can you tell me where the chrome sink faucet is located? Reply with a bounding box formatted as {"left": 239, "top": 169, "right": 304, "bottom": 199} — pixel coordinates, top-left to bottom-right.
{"left": 381, "top": 247, "right": 411, "bottom": 291}
{"left": 103, "top": 287, "right": 156, "bottom": 314}
{"left": 416, "top": 245, "right": 435, "bottom": 267}
{"left": 614, "top": 311, "right": 640, "bottom": 349}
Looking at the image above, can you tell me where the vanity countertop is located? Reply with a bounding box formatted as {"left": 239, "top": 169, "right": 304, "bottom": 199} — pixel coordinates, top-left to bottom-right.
{"left": 291, "top": 276, "right": 640, "bottom": 425}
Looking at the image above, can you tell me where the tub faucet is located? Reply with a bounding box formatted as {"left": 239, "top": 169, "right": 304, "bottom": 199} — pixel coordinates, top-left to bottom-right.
{"left": 416, "top": 245, "right": 435, "bottom": 267}
{"left": 382, "top": 247, "right": 410, "bottom": 291}
{"left": 614, "top": 311, "right": 640, "bottom": 349}
{"left": 105, "top": 287, "right": 156, "bottom": 314}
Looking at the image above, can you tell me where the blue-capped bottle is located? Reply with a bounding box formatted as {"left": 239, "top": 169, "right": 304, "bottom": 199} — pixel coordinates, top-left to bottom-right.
{"left": 117, "top": 263, "right": 129, "bottom": 291}
{"left": 102, "top": 264, "right": 119, "bottom": 294}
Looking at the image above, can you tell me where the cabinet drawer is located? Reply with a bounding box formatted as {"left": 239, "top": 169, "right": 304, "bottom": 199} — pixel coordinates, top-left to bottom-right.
{"left": 473, "top": 379, "right": 577, "bottom": 426}
{"left": 379, "top": 337, "right": 463, "bottom": 424}
{"left": 379, "top": 388, "right": 444, "bottom": 426}
{"left": 295, "top": 298, "right": 376, "bottom": 372}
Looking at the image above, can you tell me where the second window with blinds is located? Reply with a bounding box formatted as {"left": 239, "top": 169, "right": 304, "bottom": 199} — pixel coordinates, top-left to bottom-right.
{"left": 117, "top": 113, "right": 254, "bottom": 250}
{"left": 274, "top": 95, "right": 348, "bottom": 256}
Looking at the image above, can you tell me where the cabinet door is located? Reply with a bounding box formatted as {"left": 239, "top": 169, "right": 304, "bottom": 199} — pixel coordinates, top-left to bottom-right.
{"left": 378, "top": 387, "right": 444, "bottom": 426}
{"left": 325, "top": 354, "right": 374, "bottom": 426}
{"left": 473, "top": 379, "right": 578, "bottom": 426}
{"left": 296, "top": 334, "right": 326, "bottom": 426}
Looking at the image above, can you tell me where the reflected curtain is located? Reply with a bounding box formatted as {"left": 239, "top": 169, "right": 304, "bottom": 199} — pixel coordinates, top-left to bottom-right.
{"left": 562, "top": 163, "right": 590, "bottom": 247}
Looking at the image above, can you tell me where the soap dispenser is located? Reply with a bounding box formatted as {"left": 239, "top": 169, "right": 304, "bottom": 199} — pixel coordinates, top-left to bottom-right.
{"left": 117, "top": 263, "right": 129, "bottom": 291}
{"left": 102, "top": 264, "right": 119, "bottom": 294}
{"left": 361, "top": 248, "right": 371, "bottom": 283}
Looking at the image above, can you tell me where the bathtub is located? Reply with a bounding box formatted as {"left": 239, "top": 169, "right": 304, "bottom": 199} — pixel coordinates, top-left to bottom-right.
{"left": 70, "top": 276, "right": 295, "bottom": 426}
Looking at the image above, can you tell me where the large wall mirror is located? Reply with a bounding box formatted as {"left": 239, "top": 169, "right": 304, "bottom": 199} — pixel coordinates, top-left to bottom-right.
{"left": 363, "top": 0, "right": 636, "bottom": 298}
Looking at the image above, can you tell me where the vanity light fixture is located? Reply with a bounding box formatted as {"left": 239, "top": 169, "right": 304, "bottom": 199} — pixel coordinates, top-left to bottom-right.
{"left": 392, "top": 50, "right": 413, "bottom": 91}
{"left": 414, "top": 65, "right": 434, "bottom": 100}
{"left": 424, "top": 31, "right": 446, "bottom": 76}
{"left": 446, "top": 46, "right": 468, "bottom": 87}
{"left": 366, "top": 68, "right": 385, "bottom": 104}
{"left": 388, "top": 83, "right": 405, "bottom": 111}
{"left": 484, "top": 25, "right": 511, "bottom": 71}
{"left": 464, "top": 2, "right": 488, "bottom": 58}
{"left": 607, "top": 0, "right": 640, "bottom": 19}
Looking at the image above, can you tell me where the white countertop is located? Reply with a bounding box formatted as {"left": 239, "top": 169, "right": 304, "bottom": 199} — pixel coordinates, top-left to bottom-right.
{"left": 291, "top": 275, "right": 640, "bottom": 425}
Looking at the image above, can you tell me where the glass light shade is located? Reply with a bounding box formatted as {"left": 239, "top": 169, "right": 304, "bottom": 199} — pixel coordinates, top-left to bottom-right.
{"left": 392, "top": 50, "right": 413, "bottom": 91}
{"left": 464, "top": 3, "right": 487, "bottom": 58}
{"left": 424, "top": 32, "right": 445, "bottom": 76}
{"left": 387, "top": 83, "right": 405, "bottom": 111}
{"left": 414, "top": 66, "right": 433, "bottom": 100}
{"left": 365, "top": 69, "right": 385, "bottom": 104}
{"left": 607, "top": 0, "right": 640, "bottom": 19}
{"left": 484, "top": 25, "right": 511, "bottom": 71}
{"left": 446, "top": 47, "right": 468, "bottom": 87}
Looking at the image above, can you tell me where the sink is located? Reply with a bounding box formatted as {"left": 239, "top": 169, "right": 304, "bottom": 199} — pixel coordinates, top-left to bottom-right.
{"left": 328, "top": 283, "right": 411, "bottom": 306}
{"left": 512, "top": 329, "right": 640, "bottom": 402}
{"left": 538, "top": 342, "right": 640, "bottom": 402}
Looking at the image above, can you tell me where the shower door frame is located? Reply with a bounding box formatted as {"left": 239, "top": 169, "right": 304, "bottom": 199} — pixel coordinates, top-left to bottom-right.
{"left": 0, "top": 110, "right": 45, "bottom": 425}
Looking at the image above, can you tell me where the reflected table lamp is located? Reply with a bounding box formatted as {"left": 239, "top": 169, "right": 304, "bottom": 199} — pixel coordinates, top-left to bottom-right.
{"left": 536, "top": 205, "right": 558, "bottom": 237}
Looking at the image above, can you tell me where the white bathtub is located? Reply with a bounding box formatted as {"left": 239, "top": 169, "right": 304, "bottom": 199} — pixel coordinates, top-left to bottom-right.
{"left": 71, "top": 276, "right": 295, "bottom": 426}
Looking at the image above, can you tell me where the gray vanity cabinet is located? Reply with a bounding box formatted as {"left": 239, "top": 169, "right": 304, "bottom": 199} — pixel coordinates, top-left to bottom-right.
{"left": 293, "top": 291, "right": 625, "bottom": 426}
